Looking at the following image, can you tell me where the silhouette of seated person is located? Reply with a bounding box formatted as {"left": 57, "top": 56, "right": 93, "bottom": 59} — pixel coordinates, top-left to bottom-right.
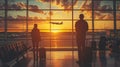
{"left": 75, "top": 14, "right": 88, "bottom": 66}
{"left": 99, "top": 36, "right": 107, "bottom": 51}
{"left": 111, "top": 35, "right": 120, "bottom": 53}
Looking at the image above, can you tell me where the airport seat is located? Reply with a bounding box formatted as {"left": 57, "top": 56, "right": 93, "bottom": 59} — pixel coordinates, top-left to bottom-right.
{"left": 0, "top": 41, "right": 31, "bottom": 67}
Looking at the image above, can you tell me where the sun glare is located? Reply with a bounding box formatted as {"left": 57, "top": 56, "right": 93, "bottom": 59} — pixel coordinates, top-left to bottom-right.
{"left": 51, "top": 30, "right": 59, "bottom": 33}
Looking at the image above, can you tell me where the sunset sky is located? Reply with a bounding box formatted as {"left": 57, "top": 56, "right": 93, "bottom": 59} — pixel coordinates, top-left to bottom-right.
{"left": 0, "top": 0, "right": 120, "bottom": 32}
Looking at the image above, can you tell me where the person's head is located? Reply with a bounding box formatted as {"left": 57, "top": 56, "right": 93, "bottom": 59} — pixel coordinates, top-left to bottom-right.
{"left": 34, "top": 24, "right": 37, "bottom": 28}
{"left": 79, "top": 14, "right": 84, "bottom": 20}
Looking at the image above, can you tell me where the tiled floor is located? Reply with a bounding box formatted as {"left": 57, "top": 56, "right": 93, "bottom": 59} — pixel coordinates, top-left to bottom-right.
{"left": 12, "top": 50, "right": 120, "bottom": 67}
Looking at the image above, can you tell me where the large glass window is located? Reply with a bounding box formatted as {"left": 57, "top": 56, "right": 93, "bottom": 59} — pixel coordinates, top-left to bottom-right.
{"left": 94, "top": 1, "right": 113, "bottom": 10}
{"left": 29, "top": 0, "right": 50, "bottom": 9}
{"left": 116, "top": 1, "right": 120, "bottom": 10}
{"left": 8, "top": 0, "right": 27, "bottom": 10}
{"left": 7, "top": 11, "right": 26, "bottom": 20}
{"left": 0, "top": 0, "right": 5, "bottom": 9}
{"left": 0, "top": 0, "right": 119, "bottom": 67}
{"left": 116, "top": 11, "right": 120, "bottom": 30}
{"left": 5, "top": 0, "right": 27, "bottom": 41}
{"left": 74, "top": 0, "right": 92, "bottom": 10}
{"left": 0, "top": 10, "right": 5, "bottom": 32}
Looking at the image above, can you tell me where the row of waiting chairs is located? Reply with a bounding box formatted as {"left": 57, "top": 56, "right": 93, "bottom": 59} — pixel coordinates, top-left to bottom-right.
{"left": 0, "top": 41, "right": 31, "bottom": 66}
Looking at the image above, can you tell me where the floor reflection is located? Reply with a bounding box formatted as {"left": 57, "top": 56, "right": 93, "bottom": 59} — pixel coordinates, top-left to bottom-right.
{"left": 13, "top": 50, "right": 120, "bottom": 67}
{"left": 98, "top": 51, "right": 107, "bottom": 67}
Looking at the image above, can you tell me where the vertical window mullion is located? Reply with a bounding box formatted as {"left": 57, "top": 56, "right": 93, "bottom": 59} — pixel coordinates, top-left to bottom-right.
{"left": 113, "top": 0, "right": 117, "bottom": 34}
{"left": 4, "top": 0, "right": 8, "bottom": 42}
{"left": 72, "top": 0, "right": 74, "bottom": 67}
{"left": 92, "top": 0, "right": 95, "bottom": 41}
{"left": 26, "top": 0, "right": 29, "bottom": 47}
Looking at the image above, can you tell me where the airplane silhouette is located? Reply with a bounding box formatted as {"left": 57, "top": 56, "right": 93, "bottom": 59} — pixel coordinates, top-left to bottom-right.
{"left": 50, "top": 21, "right": 63, "bottom": 25}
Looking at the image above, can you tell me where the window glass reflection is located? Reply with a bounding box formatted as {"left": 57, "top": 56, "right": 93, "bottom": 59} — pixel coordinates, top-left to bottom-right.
{"left": 28, "top": 21, "right": 50, "bottom": 32}
{"left": 7, "top": 21, "right": 26, "bottom": 32}
{"left": 117, "top": 21, "right": 120, "bottom": 30}
{"left": 74, "top": 11, "right": 92, "bottom": 20}
{"left": 7, "top": 11, "right": 26, "bottom": 20}
{"left": 0, "top": 0, "right": 5, "bottom": 9}
{"left": 94, "top": 1, "right": 113, "bottom": 10}
{"left": 8, "top": 0, "right": 26, "bottom": 10}
{"left": 74, "top": 0, "right": 92, "bottom": 10}
{"left": 51, "top": 11, "right": 72, "bottom": 20}
{"left": 29, "top": 0, "right": 50, "bottom": 9}
{"left": 116, "top": 11, "right": 120, "bottom": 20}
{"left": 0, "top": 10, "right": 5, "bottom": 32}
{"left": 94, "top": 21, "right": 114, "bottom": 30}
{"left": 29, "top": 11, "right": 50, "bottom": 20}
{"left": 116, "top": 1, "right": 120, "bottom": 10}
{"left": 51, "top": 0, "right": 72, "bottom": 10}
{"left": 94, "top": 11, "right": 113, "bottom": 20}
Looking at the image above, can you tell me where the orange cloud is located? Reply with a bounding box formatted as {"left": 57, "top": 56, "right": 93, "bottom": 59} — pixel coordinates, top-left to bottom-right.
{"left": 28, "top": 4, "right": 44, "bottom": 14}
{"left": 7, "top": 2, "right": 45, "bottom": 14}
{"left": 16, "top": 2, "right": 26, "bottom": 9}
{"left": 79, "top": 0, "right": 114, "bottom": 20}
{"left": 36, "top": 0, "right": 78, "bottom": 11}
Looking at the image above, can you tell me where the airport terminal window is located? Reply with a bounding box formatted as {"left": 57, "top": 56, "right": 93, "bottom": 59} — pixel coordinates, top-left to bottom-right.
{"left": 6, "top": 10, "right": 27, "bottom": 40}
{"left": 0, "top": 10, "right": 5, "bottom": 32}
{"left": 0, "top": 0, "right": 120, "bottom": 30}
{"left": 117, "top": 21, "right": 120, "bottom": 29}
{"left": 116, "top": 1, "right": 120, "bottom": 10}
{"left": 0, "top": 0, "right": 5, "bottom": 41}
{"left": 94, "top": 1, "right": 113, "bottom": 10}
{"left": 50, "top": 0, "right": 72, "bottom": 9}
{"left": 0, "top": 1, "right": 118, "bottom": 41}
{"left": 74, "top": 0, "right": 92, "bottom": 10}
{"left": 116, "top": 11, "right": 120, "bottom": 30}
{"left": 0, "top": 0, "right": 119, "bottom": 47}
{"left": 7, "top": 20, "right": 26, "bottom": 32}
{"left": 29, "top": 0, "right": 50, "bottom": 10}
{"left": 51, "top": 11, "right": 72, "bottom": 20}
{"left": 0, "top": 0, "right": 119, "bottom": 67}
{"left": 1, "top": 0, "right": 118, "bottom": 39}
{"left": 94, "top": 11, "right": 114, "bottom": 20}
{"left": 94, "top": 21, "right": 114, "bottom": 30}
{"left": 116, "top": 11, "right": 120, "bottom": 20}
{"left": 7, "top": 11, "right": 26, "bottom": 20}
{"left": 73, "top": 11, "right": 92, "bottom": 20}
{"left": 0, "top": 0, "right": 5, "bottom": 9}
{"left": 2, "top": 0, "right": 27, "bottom": 38}
{"left": 8, "top": 0, "right": 27, "bottom": 10}
{"left": 93, "top": 0, "right": 114, "bottom": 31}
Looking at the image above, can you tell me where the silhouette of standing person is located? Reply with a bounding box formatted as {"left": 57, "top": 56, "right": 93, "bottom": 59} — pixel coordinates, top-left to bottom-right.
{"left": 31, "top": 24, "right": 41, "bottom": 67}
{"left": 75, "top": 14, "right": 88, "bottom": 66}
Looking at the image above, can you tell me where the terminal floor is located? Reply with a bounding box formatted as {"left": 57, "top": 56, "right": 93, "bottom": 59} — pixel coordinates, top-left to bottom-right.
{"left": 13, "top": 50, "right": 120, "bottom": 67}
